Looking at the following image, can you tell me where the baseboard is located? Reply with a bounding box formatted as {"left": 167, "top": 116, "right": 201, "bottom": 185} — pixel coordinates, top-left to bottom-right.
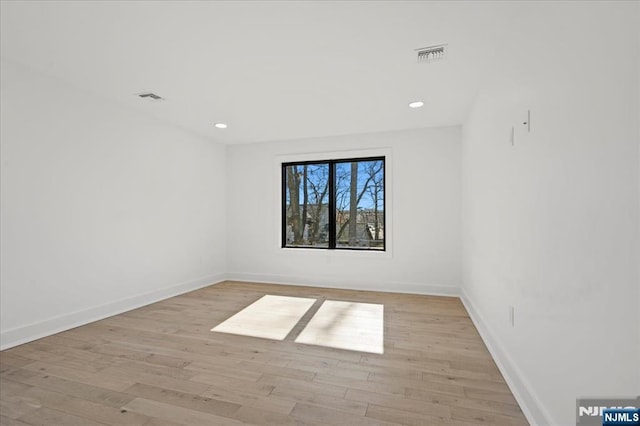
{"left": 1, "top": 271, "right": 552, "bottom": 424}
{"left": 226, "top": 272, "right": 460, "bottom": 297}
{"left": 460, "top": 289, "right": 553, "bottom": 426}
{"left": 0, "top": 273, "right": 227, "bottom": 351}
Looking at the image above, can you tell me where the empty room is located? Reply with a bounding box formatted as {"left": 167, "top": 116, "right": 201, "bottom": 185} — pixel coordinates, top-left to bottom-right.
{"left": 0, "top": 1, "right": 638, "bottom": 425}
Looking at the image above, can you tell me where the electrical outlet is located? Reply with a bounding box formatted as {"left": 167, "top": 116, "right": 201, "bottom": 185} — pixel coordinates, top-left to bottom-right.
{"left": 512, "top": 110, "right": 531, "bottom": 146}
{"left": 509, "top": 305, "right": 515, "bottom": 327}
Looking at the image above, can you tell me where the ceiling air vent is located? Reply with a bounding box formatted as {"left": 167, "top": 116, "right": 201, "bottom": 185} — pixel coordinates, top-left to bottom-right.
{"left": 136, "top": 92, "right": 164, "bottom": 101}
{"left": 416, "top": 44, "right": 447, "bottom": 63}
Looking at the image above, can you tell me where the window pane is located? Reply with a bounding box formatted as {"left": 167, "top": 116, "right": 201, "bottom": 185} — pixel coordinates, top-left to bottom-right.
{"left": 284, "top": 163, "right": 330, "bottom": 248}
{"left": 334, "top": 159, "right": 384, "bottom": 250}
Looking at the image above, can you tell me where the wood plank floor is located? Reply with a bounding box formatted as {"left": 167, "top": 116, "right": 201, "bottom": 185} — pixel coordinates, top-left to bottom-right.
{"left": 0, "top": 281, "right": 529, "bottom": 425}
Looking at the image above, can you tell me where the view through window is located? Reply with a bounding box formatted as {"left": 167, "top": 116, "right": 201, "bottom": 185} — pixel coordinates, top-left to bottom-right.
{"left": 282, "top": 157, "right": 385, "bottom": 250}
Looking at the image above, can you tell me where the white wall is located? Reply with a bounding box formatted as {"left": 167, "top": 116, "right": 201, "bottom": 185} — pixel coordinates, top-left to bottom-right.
{"left": 461, "top": 2, "right": 639, "bottom": 425}
{"left": 0, "top": 60, "right": 227, "bottom": 349}
{"left": 226, "top": 127, "right": 461, "bottom": 295}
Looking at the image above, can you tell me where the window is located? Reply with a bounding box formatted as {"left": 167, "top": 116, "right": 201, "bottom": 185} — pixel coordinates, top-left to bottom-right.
{"left": 282, "top": 157, "right": 385, "bottom": 250}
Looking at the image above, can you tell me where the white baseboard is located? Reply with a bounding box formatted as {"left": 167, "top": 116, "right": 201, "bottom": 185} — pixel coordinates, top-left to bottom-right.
{"left": 226, "top": 272, "right": 460, "bottom": 297}
{"left": 460, "top": 289, "right": 553, "bottom": 426}
{"left": 2, "top": 272, "right": 550, "bottom": 424}
{"left": 0, "top": 273, "right": 227, "bottom": 351}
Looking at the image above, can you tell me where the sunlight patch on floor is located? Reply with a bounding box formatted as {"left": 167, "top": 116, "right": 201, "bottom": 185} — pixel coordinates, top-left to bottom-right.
{"left": 295, "top": 300, "right": 384, "bottom": 354}
{"left": 211, "top": 295, "right": 316, "bottom": 340}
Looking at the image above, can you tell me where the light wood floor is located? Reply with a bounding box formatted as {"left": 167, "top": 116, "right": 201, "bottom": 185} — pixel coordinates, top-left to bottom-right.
{"left": 0, "top": 281, "right": 529, "bottom": 425}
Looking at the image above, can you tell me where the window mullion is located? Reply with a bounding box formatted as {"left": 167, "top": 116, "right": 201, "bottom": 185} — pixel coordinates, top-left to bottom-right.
{"left": 328, "top": 161, "right": 336, "bottom": 249}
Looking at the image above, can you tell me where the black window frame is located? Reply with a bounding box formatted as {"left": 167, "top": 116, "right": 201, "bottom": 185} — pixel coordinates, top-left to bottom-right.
{"left": 281, "top": 156, "right": 386, "bottom": 251}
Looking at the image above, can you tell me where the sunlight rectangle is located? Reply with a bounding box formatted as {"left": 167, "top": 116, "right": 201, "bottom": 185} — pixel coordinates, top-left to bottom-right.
{"left": 211, "top": 295, "right": 316, "bottom": 340}
{"left": 294, "top": 300, "right": 384, "bottom": 354}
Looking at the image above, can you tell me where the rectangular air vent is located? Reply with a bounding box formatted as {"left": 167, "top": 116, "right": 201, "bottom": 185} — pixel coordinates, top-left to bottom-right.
{"left": 136, "top": 92, "right": 164, "bottom": 101}
{"left": 416, "top": 44, "right": 447, "bottom": 63}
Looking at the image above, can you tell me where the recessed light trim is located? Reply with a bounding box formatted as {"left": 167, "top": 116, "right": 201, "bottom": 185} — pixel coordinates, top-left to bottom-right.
{"left": 409, "top": 101, "right": 424, "bottom": 108}
{"left": 214, "top": 123, "right": 228, "bottom": 129}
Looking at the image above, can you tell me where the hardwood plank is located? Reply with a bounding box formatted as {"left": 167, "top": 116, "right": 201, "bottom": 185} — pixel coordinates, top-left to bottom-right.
{"left": 0, "top": 396, "right": 41, "bottom": 420}
{"left": 192, "top": 371, "right": 275, "bottom": 396}
{"left": 366, "top": 404, "right": 452, "bottom": 425}
{"left": 200, "top": 385, "right": 295, "bottom": 415}
{"left": 17, "top": 407, "right": 106, "bottom": 426}
{"left": 367, "top": 372, "right": 465, "bottom": 397}
{"left": 20, "top": 361, "right": 136, "bottom": 392}
{"left": 18, "top": 386, "right": 152, "bottom": 426}
{"left": 270, "top": 386, "right": 368, "bottom": 415}
{"left": 0, "top": 379, "right": 32, "bottom": 397}
{"left": 463, "top": 387, "right": 522, "bottom": 405}
{"left": 231, "top": 405, "right": 297, "bottom": 425}
{"left": 405, "top": 387, "right": 525, "bottom": 419}
{"left": 451, "top": 406, "right": 529, "bottom": 425}
{"left": 0, "top": 354, "right": 35, "bottom": 370}
{"left": 184, "top": 360, "right": 264, "bottom": 382}
{"left": 236, "top": 361, "right": 317, "bottom": 381}
{"left": 0, "top": 415, "right": 31, "bottom": 426}
{"left": 99, "top": 365, "right": 210, "bottom": 395}
{"left": 290, "top": 402, "right": 400, "bottom": 426}
{"left": 2, "top": 369, "right": 135, "bottom": 409}
{"left": 422, "top": 372, "right": 513, "bottom": 394}
{"left": 314, "top": 372, "right": 407, "bottom": 397}
{"left": 345, "top": 388, "right": 451, "bottom": 418}
{"left": 121, "top": 398, "right": 242, "bottom": 425}
{"left": 122, "top": 383, "right": 241, "bottom": 418}
{"left": 258, "top": 373, "right": 347, "bottom": 398}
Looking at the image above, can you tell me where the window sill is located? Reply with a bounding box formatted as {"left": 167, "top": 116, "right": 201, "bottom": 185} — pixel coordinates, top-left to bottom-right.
{"left": 278, "top": 246, "right": 392, "bottom": 259}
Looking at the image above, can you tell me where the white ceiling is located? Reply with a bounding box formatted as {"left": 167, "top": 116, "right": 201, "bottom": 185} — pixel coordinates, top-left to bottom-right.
{"left": 1, "top": 1, "right": 517, "bottom": 144}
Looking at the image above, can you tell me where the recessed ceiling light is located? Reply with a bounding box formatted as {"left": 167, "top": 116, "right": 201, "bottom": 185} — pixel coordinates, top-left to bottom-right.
{"left": 409, "top": 101, "right": 424, "bottom": 108}
{"left": 214, "top": 123, "right": 228, "bottom": 129}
